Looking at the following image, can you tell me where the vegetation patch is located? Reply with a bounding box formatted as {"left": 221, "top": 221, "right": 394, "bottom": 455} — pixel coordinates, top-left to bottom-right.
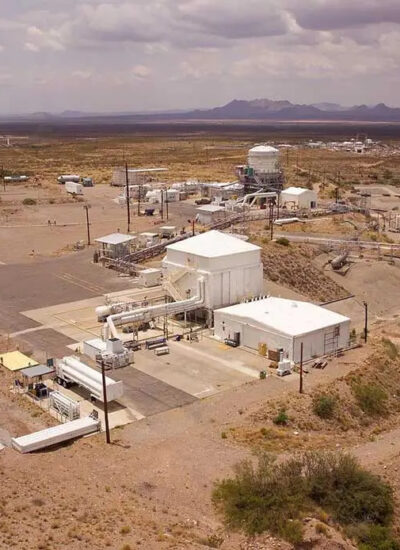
{"left": 275, "top": 237, "right": 290, "bottom": 246}
{"left": 312, "top": 394, "right": 336, "bottom": 419}
{"left": 213, "top": 452, "right": 396, "bottom": 546}
{"left": 22, "top": 197, "right": 37, "bottom": 206}
{"left": 352, "top": 383, "right": 387, "bottom": 416}
{"left": 382, "top": 338, "right": 399, "bottom": 360}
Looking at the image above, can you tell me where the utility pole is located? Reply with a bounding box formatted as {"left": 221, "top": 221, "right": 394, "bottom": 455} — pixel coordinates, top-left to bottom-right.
{"left": 138, "top": 177, "right": 142, "bottom": 217}
{"left": 160, "top": 189, "right": 164, "bottom": 220}
{"left": 83, "top": 204, "right": 91, "bottom": 245}
{"left": 269, "top": 198, "right": 275, "bottom": 240}
{"left": 101, "top": 360, "right": 111, "bottom": 444}
{"left": 166, "top": 189, "right": 169, "bottom": 220}
{"left": 125, "top": 163, "right": 131, "bottom": 232}
{"left": 276, "top": 192, "right": 280, "bottom": 221}
{"left": 363, "top": 301, "right": 368, "bottom": 343}
{"left": 335, "top": 186, "right": 339, "bottom": 204}
{"left": 299, "top": 342, "right": 304, "bottom": 394}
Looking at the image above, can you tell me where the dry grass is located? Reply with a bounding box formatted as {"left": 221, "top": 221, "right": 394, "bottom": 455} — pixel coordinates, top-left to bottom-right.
{"left": 255, "top": 240, "right": 349, "bottom": 301}
{"left": 230, "top": 337, "right": 400, "bottom": 453}
{"left": 2, "top": 132, "right": 400, "bottom": 195}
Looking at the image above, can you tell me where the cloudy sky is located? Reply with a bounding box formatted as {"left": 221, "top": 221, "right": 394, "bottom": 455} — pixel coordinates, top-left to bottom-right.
{"left": 1, "top": 0, "right": 400, "bottom": 113}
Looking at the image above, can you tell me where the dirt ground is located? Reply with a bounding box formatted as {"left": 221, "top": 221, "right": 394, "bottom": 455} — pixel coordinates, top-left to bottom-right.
{"left": 0, "top": 343, "right": 375, "bottom": 550}
{"left": 0, "top": 184, "right": 197, "bottom": 263}
{"left": 1, "top": 130, "right": 400, "bottom": 549}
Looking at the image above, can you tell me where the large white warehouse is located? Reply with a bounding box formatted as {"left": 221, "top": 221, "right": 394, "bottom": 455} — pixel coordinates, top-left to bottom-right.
{"left": 281, "top": 187, "right": 317, "bottom": 210}
{"left": 214, "top": 297, "right": 350, "bottom": 363}
{"left": 162, "top": 230, "right": 263, "bottom": 310}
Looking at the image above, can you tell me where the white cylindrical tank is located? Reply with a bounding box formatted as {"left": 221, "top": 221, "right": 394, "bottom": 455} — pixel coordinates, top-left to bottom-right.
{"left": 248, "top": 145, "right": 280, "bottom": 174}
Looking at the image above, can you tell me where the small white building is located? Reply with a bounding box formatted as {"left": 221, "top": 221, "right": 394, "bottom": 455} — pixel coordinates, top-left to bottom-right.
{"left": 196, "top": 204, "right": 226, "bottom": 226}
{"left": 95, "top": 233, "right": 136, "bottom": 259}
{"left": 214, "top": 297, "right": 350, "bottom": 363}
{"left": 159, "top": 225, "right": 177, "bottom": 238}
{"left": 162, "top": 230, "right": 263, "bottom": 309}
{"left": 139, "top": 232, "right": 160, "bottom": 247}
{"left": 280, "top": 187, "right": 317, "bottom": 210}
{"left": 165, "top": 188, "right": 180, "bottom": 202}
{"left": 138, "top": 268, "right": 162, "bottom": 287}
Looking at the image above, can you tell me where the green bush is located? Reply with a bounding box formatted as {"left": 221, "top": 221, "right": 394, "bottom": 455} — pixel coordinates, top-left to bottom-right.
{"left": 273, "top": 409, "right": 289, "bottom": 426}
{"left": 352, "top": 524, "right": 400, "bottom": 550}
{"left": 213, "top": 452, "right": 394, "bottom": 544}
{"left": 22, "top": 197, "right": 37, "bottom": 206}
{"left": 303, "top": 453, "right": 394, "bottom": 525}
{"left": 353, "top": 383, "right": 387, "bottom": 415}
{"left": 312, "top": 394, "right": 336, "bottom": 419}
{"left": 212, "top": 454, "right": 307, "bottom": 539}
{"left": 275, "top": 237, "right": 290, "bottom": 246}
{"left": 279, "top": 520, "right": 304, "bottom": 545}
{"left": 382, "top": 338, "right": 399, "bottom": 360}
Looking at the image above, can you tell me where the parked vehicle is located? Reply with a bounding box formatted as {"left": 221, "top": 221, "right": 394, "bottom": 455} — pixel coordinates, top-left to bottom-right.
{"left": 65, "top": 181, "right": 83, "bottom": 195}
{"left": 55, "top": 356, "right": 123, "bottom": 402}
{"left": 195, "top": 198, "right": 211, "bottom": 205}
{"left": 82, "top": 177, "right": 94, "bottom": 187}
{"left": 225, "top": 338, "right": 239, "bottom": 348}
{"left": 58, "top": 174, "right": 80, "bottom": 184}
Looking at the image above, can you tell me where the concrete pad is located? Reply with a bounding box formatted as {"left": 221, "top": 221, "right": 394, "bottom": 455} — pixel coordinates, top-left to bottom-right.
{"left": 21, "top": 286, "right": 164, "bottom": 344}
{"left": 130, "top": 338, "right": 263, "bottom": 398}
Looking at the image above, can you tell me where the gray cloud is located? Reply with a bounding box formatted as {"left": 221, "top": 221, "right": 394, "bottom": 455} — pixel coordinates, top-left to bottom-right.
{"left": 292, "top": 0, "right": 400, "bottom": 31}
{"left": 174, "top": 0, "right": 289, "bottom": 39}
{"left": 1, "top": 0, "right": 400, "bottom": 113}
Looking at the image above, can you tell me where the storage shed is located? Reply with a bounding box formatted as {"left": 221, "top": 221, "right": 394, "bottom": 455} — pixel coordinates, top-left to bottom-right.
{"left": 195, "top": 204, "right": 226, "bottom": 226}
{"left": 138, "top": 268, "right": 162, "bottom": 287}
{"left": 95, "top": 233, "right": 136, "bottom": 259}
{"left": 139, "top": 232, "right": 160, "bottom": 247}
{"left": 280, "top": 187, "right": 317, "bottom": 210}
{"left": 162, "top": 230, "right": 263, "bottom": 309}
{"left": 214, "top": 297, "right": 350, "bottom": 363}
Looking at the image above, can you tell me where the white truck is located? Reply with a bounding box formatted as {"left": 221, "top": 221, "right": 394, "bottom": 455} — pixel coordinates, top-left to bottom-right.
{"left": 55, "top": 356, "right": 123, "bottom": 402}
{"left": 58, "top": 174, "right": 80, "bottom": 184}
{"left": 65, "top": 181, "right": 83, "bottom": 195}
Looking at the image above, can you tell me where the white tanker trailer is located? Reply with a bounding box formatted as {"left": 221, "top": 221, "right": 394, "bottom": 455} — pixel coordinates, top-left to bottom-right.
{"left": 55, "top": 356, "right": 123, "bottom": 402}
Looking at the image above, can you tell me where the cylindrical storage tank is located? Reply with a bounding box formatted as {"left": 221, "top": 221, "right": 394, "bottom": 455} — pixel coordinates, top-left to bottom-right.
{"left": 248, "top": 145, "right": 280, "bottom": 174}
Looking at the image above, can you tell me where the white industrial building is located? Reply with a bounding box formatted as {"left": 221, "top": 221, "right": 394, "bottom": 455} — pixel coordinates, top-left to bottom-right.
{"left": 162, "top": 230, "right": 263, "bottom": 309}
{"left": 195, "top": 204, "right": 226, "bottom": 225}
{"left": 214, "top": 297, "right": 350, "bottom": 363}
{"left": 280, "top": 187, "right": 317, "bottom": 210}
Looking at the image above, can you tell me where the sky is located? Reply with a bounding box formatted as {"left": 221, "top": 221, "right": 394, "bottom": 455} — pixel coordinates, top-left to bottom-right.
{"left": 1, "top": 0, "right": 400, "bottom": 113}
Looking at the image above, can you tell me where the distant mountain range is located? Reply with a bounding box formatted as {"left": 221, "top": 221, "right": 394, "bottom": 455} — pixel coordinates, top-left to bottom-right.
{"left": 181, "top": 99, "right": 400, "bottom": 122}
{"left": 1, "top": 99, "right": 400, "bottom": 123}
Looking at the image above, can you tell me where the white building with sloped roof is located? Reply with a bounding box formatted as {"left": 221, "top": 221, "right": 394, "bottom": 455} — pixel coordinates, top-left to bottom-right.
{"left": 281, "top": 187, "right": 317, "bottom": 209}
{"left": 214, "top": 297, "right": 350, "bottom": 362}
{"left": 162, "top": 230, "right": 263, "bottom": 309}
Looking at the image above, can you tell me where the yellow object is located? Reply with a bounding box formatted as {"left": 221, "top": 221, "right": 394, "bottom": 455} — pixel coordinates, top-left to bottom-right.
{"left": 258, "top": 343, "right": 267, "bottom": 357}
{"left": 0, "top": 351, "right": 38, "bottom": 372}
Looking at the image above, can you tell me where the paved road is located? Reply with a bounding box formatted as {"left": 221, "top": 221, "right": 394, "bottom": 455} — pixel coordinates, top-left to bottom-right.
{"left": 0, "top": 250, "right": 128, "bottom": 333}
{"left": 112, "top": 366, "right": 196, "bottom": 417}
